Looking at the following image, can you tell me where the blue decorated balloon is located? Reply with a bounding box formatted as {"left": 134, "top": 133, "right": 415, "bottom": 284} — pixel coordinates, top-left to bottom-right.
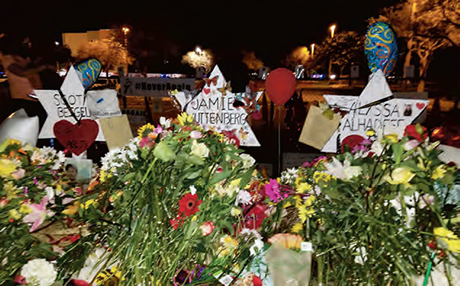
{"left": 364, "top": 22, "right": 398, "bottom": 76}
{"left": 74, "top": 58, "right": 102, "bottom": 90}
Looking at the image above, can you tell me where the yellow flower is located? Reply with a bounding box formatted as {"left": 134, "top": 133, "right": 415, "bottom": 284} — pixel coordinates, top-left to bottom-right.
{"left": 218, "top": 235, "right": 239, "bottom": 256}
{"left": 366, "top": 129, "right": 375, "bottom": 137}
{"left": 382, "top": 133, "right": 398, "bottom": 143}
{"left": 9, "top": 209, "right": 21, "bottom": 220}
{"left": 19, "top": 204, "right": 31, "bottom": 214}
{"left": 137, "top": 123, "right": 155, "bottom": 140}
{"left": 177, "top": 112, "right": 194, "bottom": 126}
{"left": 83, "top": 199, "right": 96, "bottom": 209}
{"left": 95, "top": 265, "right": 122, "bottom": 285}
{"left": 385, "top": 167, "right": 415, "bottom": 185}
{"left": 291, "top": 222, "right": 303, "bottom": 234}
{"left": 62, "top": 201, "right": 80, "bottom": 215}
{"left": 431, "top": 165, "right": 446, "bottom": 180}
{"left": 0, "top": 159, "right": 17, "bottom": 178}
{"left": 313, "top": 172, "right": 331, "bottom": 184}
{"left": 4, "top": 182, "right": 19, "bottom": 199}
{"left": 298, "top": 196, "right": 315, "bottom": 222}
{"left": 297, "top": 182, "right": 311, "bottom": 194}
{"left": 434, "top": 227, "right": 460, "bottom": 253}
{"left": 231, "top": 206, "right": 242, "bottom": 216}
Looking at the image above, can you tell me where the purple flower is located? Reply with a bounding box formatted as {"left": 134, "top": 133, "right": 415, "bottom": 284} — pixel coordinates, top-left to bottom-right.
{"left": 33, "top": 177, "right": 38, "bottom": 185}
{"left": 265, "top": 179, "right": 287, "bottom": 203}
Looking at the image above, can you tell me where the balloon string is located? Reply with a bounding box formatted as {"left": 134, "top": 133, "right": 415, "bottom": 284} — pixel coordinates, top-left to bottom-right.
{"left": 58, "top": 89, "right": 82, "bottom": 126}
{"left": 277, "top": 105, "right": 281, "bottom": 176}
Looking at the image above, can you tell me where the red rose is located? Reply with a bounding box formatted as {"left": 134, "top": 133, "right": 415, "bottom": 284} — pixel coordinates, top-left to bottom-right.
{"left": 404, "top": 124, "right": 427, "bottom": 142}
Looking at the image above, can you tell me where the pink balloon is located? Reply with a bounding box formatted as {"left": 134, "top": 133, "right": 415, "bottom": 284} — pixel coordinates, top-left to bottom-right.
{"left": 265, "top": 68, "right": 296, "bottom": 105}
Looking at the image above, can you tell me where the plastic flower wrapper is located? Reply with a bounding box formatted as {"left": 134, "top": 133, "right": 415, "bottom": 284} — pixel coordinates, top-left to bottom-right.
{"left": 265, "top": 234, "right": 312, "bottom": 286}
{"left": 64, "top": 113, "right": 258, "bottom": 285}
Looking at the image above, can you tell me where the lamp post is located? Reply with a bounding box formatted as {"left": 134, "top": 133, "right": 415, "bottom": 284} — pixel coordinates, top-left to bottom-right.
{"left": 328, "top": 24, "right": 336, "bottom": 80}
{"left": 122, "top": 27, "right": 130, "bottom": 76}
{"left": 310, "top": 43, "right": 315, "bottom": 58}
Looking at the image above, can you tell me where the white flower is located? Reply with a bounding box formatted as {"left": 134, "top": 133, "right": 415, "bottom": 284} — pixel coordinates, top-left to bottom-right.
{"left": 371, "top": 140, "right": 384, "bottom": 156}
{"left": 215, "top": 183, "right": 239, "bottom": 197}
{"left": 20, "top": 259, "right": 57, "bottom": 286}
{"left": 353, "top": 246, "right": 367, "bottom": 265}
{"left": 159, "top": 117, "right": 171, "bottom": 128}
{"left": 324, "top": 157, "right": 362, "bottom": 180}
{"left": 51, "top": 151, "right": 66, "bottom": 170}
{"left": 250, "top": 239, "right": 264, "bottom": 256}
{"left": 235, "top": 190, "right": 252, "bottom": 206}
{"left": 240, "top": 228, "right": 263, "bottom": 240}
{"left": 31, "top": 150, "right": 47, "bottom": 165}
{"left": 190, "top": 185, "right": 197, "bottom": 195}
{"left": 240, "top": 154, "right": 256, "bottom": 169}
{"left": 191, "top": 140, "right": 209, "bottom": 158}
{"left": 45, "top": 187, "right": 54, "bottom": 200}
{"left": 73, "top": 248, "right": 109, "bottom": 282}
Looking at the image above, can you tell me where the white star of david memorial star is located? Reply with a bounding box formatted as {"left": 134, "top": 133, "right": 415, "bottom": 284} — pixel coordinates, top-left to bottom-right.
{"left": 35, "top": 66, "right": 105, "bottom": 141}
{"left": 172, "top": 65, "right": 262, "bottom": 146}
{"left": 321, "top": 69, "right": 429, "bottom": 152}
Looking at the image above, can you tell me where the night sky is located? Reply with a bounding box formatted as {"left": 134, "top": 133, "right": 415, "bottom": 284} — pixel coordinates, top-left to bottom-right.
{"left": 2, "top": 0, "right": 401, "bottom": 63}
{"left": 1, "top": 0, "right": 459, "bottom": 82}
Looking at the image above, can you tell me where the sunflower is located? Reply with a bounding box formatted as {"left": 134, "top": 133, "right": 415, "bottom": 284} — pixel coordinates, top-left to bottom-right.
{"left": 137, "top": 123, "right": 155, "bottom": 140}
{"left": 178, "top": 193, "right": 202, "bottom": 217}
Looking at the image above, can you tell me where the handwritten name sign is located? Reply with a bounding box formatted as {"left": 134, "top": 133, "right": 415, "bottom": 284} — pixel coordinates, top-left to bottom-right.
{"left": 322, "top": 95, "right": 428, "bottom": 152}
{"left": 172, "top": 66, "right": 261, "bottom": 147}
{"left": 35, "top": 66, "right": 105, "bottom": 141}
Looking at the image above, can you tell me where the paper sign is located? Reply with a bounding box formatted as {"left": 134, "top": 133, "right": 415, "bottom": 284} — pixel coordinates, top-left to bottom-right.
{"left": 53, "top": 119, "right": 99, "bottom": 156}
{"left": 120, "top": 76, "right": 195, "bottom": 97}
{"left": 99, "top": 115, "right": 133, "bottom": 150}
{"left": 299, "top": 105, "right": 341, "bottom": 150}
{"left": 321, "top": 72, "right": 429, "bottom": 153}
{"left": 86, "top": 89, "right": 121, "bottom": 118}
{"left": 35, "top": 66, "right": 105, "bottom": 141}
{"left": 121, "top": 109, "right": 147, "bottom": 136}
{"left": 172, "top": 66, "right": 262, "bottom": 147}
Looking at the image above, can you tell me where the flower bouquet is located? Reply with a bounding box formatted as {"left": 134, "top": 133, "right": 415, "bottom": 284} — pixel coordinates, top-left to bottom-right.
{"left": 248, "top": 125, "right": 460, "bottom": 285}
{"left": 0, "top": 138, "right": 88, "bottom": 285}
{"left": 57, "top": 113, "right": 262, "bottom": 285}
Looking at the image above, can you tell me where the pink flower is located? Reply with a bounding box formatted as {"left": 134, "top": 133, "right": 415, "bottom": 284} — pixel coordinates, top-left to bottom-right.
{"left": 265, "top": 179, "right": 287, "bottom": 203}
{"left": 404, "top": 139, "right": 420, "bottom": 151}
{"left": 22, "top": 196, "right": 49, "bottom": 232}
{"left": 14, "top": 275, "right": 26, "bottom": 284}
{"left": 11, "top": 168, "right": 25, "bottom": 179}
{"left": 190, "top": 130, "right": 202, "bottom": 139}
{"left": 139, "top": 137, "right": 154, "bottom": 148}
{"left": 199, "top": 221, "right": 215, "bottom": 236}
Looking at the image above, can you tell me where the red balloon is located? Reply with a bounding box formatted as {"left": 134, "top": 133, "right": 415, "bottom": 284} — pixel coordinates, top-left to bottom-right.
{"left": 265, "top": 68, "right": 296, "bottom": 105}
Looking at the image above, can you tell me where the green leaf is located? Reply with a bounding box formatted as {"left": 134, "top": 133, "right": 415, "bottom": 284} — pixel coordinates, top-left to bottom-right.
{"left": 187, "top": 155, "right": 205, "bottom": 166}
{"left": 209, "top": 170, "right": 233, "bottom": 185}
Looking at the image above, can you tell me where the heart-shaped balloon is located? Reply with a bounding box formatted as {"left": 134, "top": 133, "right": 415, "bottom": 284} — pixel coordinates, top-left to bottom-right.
{"left": 365, "top": 22, "right": 398, "bottom": 76}
{"left": 53, "top": 119, "right": 99, "bottom": 155}
{"left": 74, "top": 58, "right": 102, "bottom": 90}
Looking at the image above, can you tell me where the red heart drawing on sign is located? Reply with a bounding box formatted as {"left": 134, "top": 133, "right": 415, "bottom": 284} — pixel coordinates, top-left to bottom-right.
{"left": 203, "top": 88, "right": 210, "bottom": 95}
{"left": 416, "top": 103, "right": 425, "bottom": 110}
{"left": 53, "top": 119, "right": 99, "bottom": 156}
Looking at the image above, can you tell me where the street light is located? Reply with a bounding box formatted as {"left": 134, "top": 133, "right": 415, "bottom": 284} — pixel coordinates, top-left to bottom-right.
{"left": 310, "top": 43, "right": 315, "bottom": 58}
{"left": 328, "top": 24, "right": 336, "bottom": 80}
{"left": 195, "top": 46, "right": 202, "bottom": 55}
{"left": 330, "top": 24, "right": 336, "bottom": 39}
